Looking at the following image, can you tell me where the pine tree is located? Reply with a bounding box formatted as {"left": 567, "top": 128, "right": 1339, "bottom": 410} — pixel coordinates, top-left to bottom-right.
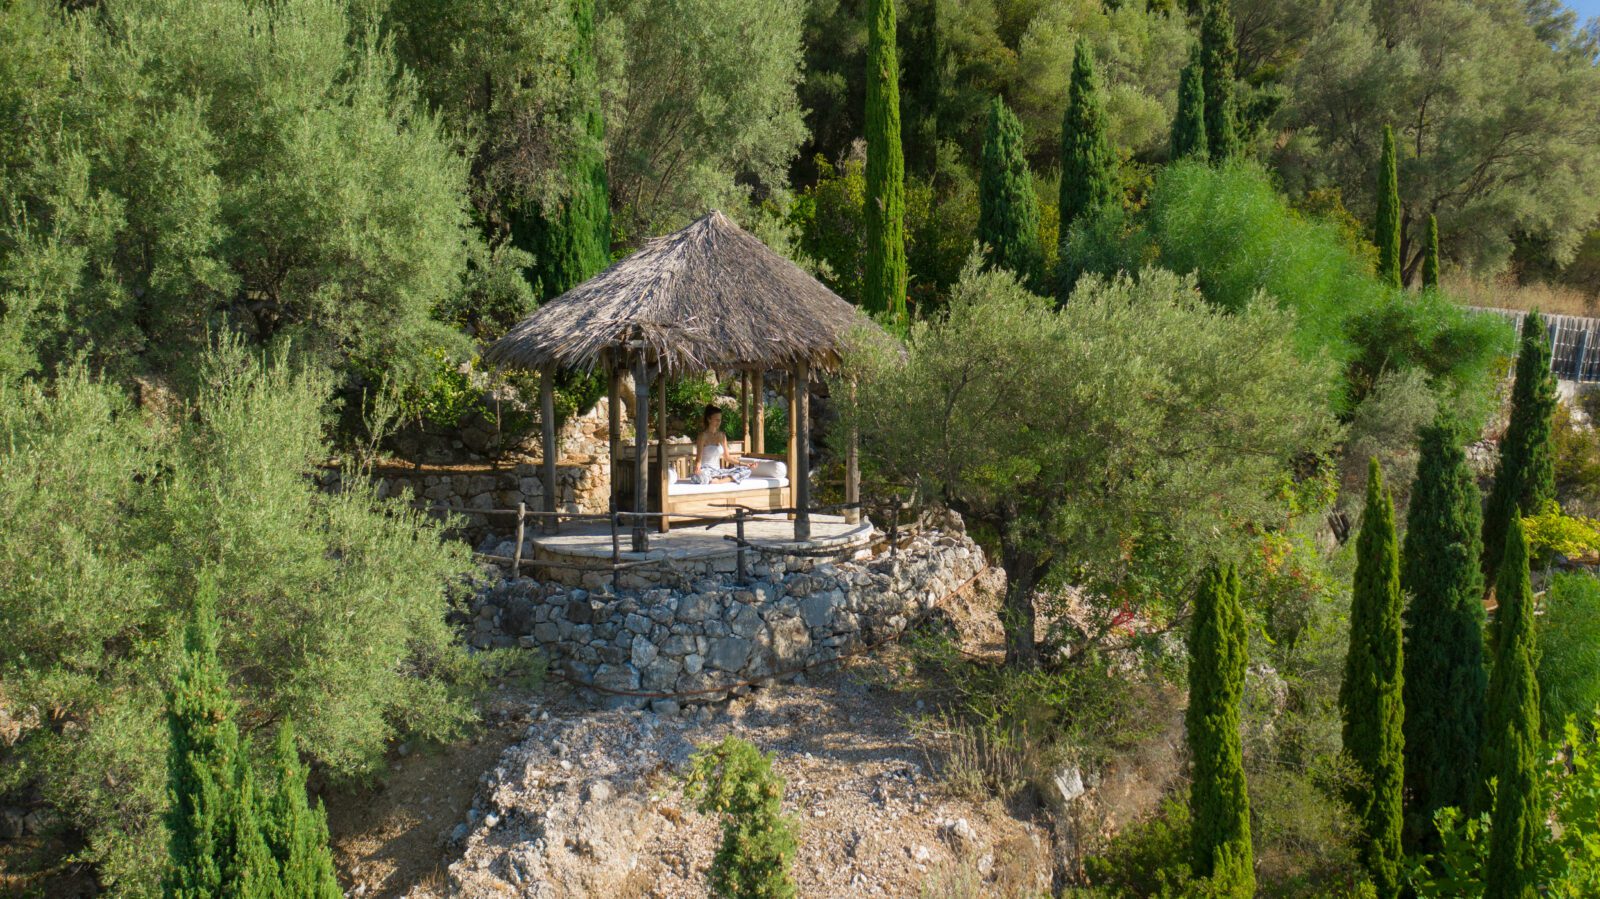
{"left": 1400, "top": 420, "right": 1487, "bottom": 853}
{"left": 978, "top": 96, "right": 1043, "bottom": 287}
{"left": 1186, "top": 563, "right": 1255, "bottom": 897}
{"left": 1058, "top": 38, "right": 1118, "bottom": 233}
{"left": 1376, "top": 125, "right": 1401, "bottom": 288}
{"left": 164, "top": 586, "right": 275, "bottom": 899}
{"left": 262, "top": 722, "right": 341, "bottom": 899}
{"left": 1199, "top": 0, "right": 1239, "bottom": 162}
{"left": 865, "top": 0, "right": 908, "bottom": 322}
{"left": 1483, "top": 310, "right": 1557, "bottom": 597}
{"left": 1480, "top": 516, "right": 1543, "bottom": 899}
{"left": 1339, "top": 458, "right": 1405, "bottom": 898}
{"left": 684, "top": 736, "right": 799, "bottom": 899}
{"left": 1171, "top": 48, "right": 1208, "bottom": 162}
{"left": 1422, "top": 213, "right": 1441, "bottom": 290}
{"left": 513, "top": 0, "right": 611, "bottom": 300}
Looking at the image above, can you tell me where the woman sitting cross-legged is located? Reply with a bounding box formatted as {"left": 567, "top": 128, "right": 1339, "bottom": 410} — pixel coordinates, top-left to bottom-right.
{"left": 692, "top": 404, "right": 752, "bottom": 485}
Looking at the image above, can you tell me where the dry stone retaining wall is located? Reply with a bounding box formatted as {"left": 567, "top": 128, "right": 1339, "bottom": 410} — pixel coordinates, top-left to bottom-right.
{"left": 467, "top": 530, "right": 988, "bottom": 710}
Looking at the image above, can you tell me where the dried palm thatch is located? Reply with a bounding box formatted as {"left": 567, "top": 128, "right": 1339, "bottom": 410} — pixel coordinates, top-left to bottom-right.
{"left": 485, "top": 210, "right": 878, "bottom": 375}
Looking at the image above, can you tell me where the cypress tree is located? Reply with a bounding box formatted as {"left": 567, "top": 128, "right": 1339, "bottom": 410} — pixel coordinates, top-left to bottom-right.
{"left": 1480, "top": 516, "right": 1543, "bottom": 899}
{"left": 1199, "top": 0, "right": 1239, "bottom": 162}
{"left": 1339, "top": 458, "right": 1405, "bottom": 898}
{"left": 262, "top": 722, "right": 341, "bottom": 899}
{"left": 1186, "top": 564, "right": 1255, "bottom": 897}
{"left": 1376, "top": 125, "right": 1402, "bottom": 288}
{"left": 902, "top": 0, "right": 944, "bottom": 178}
{"left": 164, "top": 587, "right": 274, "bottom": 899}
{"left": 1400, "top": 420, "right": 1487, "bottom": 853}
{"left": 1422, "top": 214, "right": 1441, "bottom": 290}
{"left": 1171, "top": 49, "right": 1208, "bottom": 162}
{"left": 513, "top": 0, "right": 611, "bottom": 300}
{"left": 1483, "top": 310, "right": 1557, "bottom": 596}
{"left": 978, "top": 96, "right": 1043, "bottom": 288}
{"left": 865, "top": 0, "right": 908, "bottom": 322}
{"left": 1058, "top": 38, "right": 1118, "bottom": 233}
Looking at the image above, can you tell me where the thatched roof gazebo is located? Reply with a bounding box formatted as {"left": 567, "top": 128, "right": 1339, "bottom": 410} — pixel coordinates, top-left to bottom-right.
{"left": 485, "top": 210, "right": 875, "bottom": 549}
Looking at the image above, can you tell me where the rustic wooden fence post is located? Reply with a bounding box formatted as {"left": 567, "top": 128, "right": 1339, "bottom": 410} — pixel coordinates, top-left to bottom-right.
{"left": 735, "top": 507, "right": 748, "bottom": 582}
{"left": 513, "top": 502, "right": 526, "bottom": 574}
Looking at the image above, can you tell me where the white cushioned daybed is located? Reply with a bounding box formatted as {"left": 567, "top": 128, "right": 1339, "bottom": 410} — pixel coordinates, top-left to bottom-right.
{"left": 657, "top": 455, "right": 791, "bottom": 528}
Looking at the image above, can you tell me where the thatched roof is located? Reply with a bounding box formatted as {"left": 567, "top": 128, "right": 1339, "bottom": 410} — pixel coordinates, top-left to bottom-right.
{"left": 484, "top": 210, "right": 874, "bottom": 375}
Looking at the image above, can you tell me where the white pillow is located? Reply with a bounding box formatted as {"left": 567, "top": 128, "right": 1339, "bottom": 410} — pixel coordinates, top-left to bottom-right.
{"left": 751, "top": 459, "right": 787, "bottom": 478}
{"left": 666, "top": 467, "right": 678, "bottom": 484}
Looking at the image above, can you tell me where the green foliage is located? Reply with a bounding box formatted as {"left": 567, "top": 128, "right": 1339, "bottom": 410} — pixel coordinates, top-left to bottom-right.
{"left": 1400, "top": 418, "right": 1486, "bottom": 852}
{"left": 1170, "top": 49, "right": 1208, "bottom": 162}
{"left": 0, "top": 0, "right": 473, "bottom": 388}
{"left": 1278, "top": 0, "right": 1600, "bottom": 276}
{"left": 978, "top": 97, "right": 1044, "bottom": 289}
{"left": 1186, "top": 564, "right": 1255, "bottom": 895}
{"left": 845, "top": 259, "right": 1333, "bottom": 666}
{"left": 864, "top": 0, "right": 907, "bottom": 322}
{"left": 1126, "top": 162, "right": 1510, "bottom": 414}
{"left": 1537, "top": 575, "right": 1600, "bottom": 739}
{"left": 1374, "top": 127, "right": 1401, "bottom": 288}
{"left": 0, "top": 346, "right": 483, "bottom": 892}
{"left": 1413, "top": 709, "right": 1600, "bottom": 897}
{"left": 1083, "top": 798, "right": 1200, "bottom": 897}
{"left": 1199, "top": 0, "right": 1240, "bottom": 162}
{"left": 1339, "top": 459, "right": 1405, "bottom": 896}
{"left": 1422, "top": 215, "right": 1440, "bottom": 291}
{"left": 1484, "top": 311, "right": 1558, "bottom": 594}
{"left": 1058, "top": 39, "right": 1120, "bottom": 236}
{"left": 163, "top": 586, "right": 275, "bottom": 899}
{"left": 600, "top": 0, "right": 807, "bottom": 238}
{"left": 1481, "top": 516, "right": 1544, "bottom": 898}
{"left": 1520, "top": 501, "right": 1600, "bottom": 563}
{"left": 683, "top": 736, "right": 799, "bottom": 899}
{"left": 1551, "top": 400, "right": 1600, "bottom": 517}
{"left": 260, "top": 721, "right": 341, "bottom": 899}
{"left": 512, "top": 0, "right": 610, "bottom": 300}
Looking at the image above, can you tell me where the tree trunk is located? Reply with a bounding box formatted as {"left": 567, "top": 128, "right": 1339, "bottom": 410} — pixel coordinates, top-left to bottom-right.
{"left": 999, "top": 540, "right": 1040, "bottom": 669}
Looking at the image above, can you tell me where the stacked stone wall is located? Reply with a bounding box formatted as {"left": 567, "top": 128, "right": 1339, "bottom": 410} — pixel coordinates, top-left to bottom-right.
{"left": 466, "top": 530, "right": 990, "bottom": 710}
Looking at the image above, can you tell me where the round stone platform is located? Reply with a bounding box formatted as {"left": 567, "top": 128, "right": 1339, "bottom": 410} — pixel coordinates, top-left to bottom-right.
{"left": 527, "top": 514, "right": 875, "bottom": 588}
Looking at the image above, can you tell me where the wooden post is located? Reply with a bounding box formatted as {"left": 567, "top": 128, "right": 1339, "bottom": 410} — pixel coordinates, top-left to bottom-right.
{"left": 539, "top": 364, "right": 558, "bottom": 534}
{"left": 794, "top": 360, "right": 811, "bottom": 541}
{"left": 753, "top": 370, "right": 766, "bottom": 454}
{"left": 656, "top": 371, "right": 669, "bottom": 533}
{"left": 846, "top": 379, "right": 860, "bottom": 525}
{"left": 610, "top": 503, "right": 621, "bottom": 568}
{"left": 513, "top": 502, "right": 526, "bottom": 573}
{"left": 607, "top": 357, "right": 622, "bottom": 508}
{"left": 786, "top": 371, "right": 797, "bottom": 520}
{"left": 632, "top": 350, "right": 650, "bottom": 552}
{"left": 740, "top": 370, "right": 751, "bottom": 449}
{"left": 735, "top": 507, "right": 748, "bottom": 582}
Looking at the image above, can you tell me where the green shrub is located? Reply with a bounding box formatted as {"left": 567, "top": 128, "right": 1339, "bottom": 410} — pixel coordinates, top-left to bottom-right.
{"left": 0, "top": 344, "right": 485, "bottom": 893}
{"left": 1538, "top": 574, "right": 1600, "bottom": 736}
{"left": 1082, "top": 798, "right": 1198, "bottom": 897}
{"left": 683, "top": 736, "right": 799, "bottom": 899}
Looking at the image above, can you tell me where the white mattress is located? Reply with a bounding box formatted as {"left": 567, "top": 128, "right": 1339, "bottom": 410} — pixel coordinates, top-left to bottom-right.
{"left": 668, "top": 476, "right": 789, "bottom": 496}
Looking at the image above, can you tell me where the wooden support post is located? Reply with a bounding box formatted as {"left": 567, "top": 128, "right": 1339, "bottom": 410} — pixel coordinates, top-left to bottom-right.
{"left": 786, "top": 371, "right": 797, "bottom": 521}
{"left": 735, "top": 507, "right": 748, "bottom": 582}
{"left": 607, "top": 358, "right": 622, "bottom": 508}
{"left": 889, "top": 496, "right": 901, "bottom": 561}
{"left": 753, "top": 369, "right": 765, "bottom": 454}
{"left": 656, "top": 371, "right": 669, "bottom": 533}
{"left": 539, "top": 364, "right": 558, "bottom": 534}
{"left": 632, "top": 350, "right": 650, "bottom": 552}
{"left": 513, "top": 502, "right": 526, "bottom": 573}
{"left": 794, "top": 360, "right": 811, "bottom": 541}
{"left": 740, "top": 370, "right": 751, "bottom": 449}
{"left": 610, "top": 503, "right": 621, "bottom": 568}
{"left": 846, "top": 379, "right": 860, "bottom": 525}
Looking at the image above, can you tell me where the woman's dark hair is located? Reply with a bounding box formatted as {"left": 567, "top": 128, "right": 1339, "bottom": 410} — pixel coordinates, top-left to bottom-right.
{"left": 702, "top": 404, "right": 722, "bottom": 428}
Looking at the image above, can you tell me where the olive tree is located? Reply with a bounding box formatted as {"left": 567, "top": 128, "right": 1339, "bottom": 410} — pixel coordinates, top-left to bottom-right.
{"left": 843, "top": 260, "right": 1334, "bottom": 667}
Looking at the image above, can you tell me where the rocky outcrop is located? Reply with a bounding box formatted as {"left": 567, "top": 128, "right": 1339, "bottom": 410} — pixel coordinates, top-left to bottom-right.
{"left": 467, "top": 531, "right": 989, "bottom": 709}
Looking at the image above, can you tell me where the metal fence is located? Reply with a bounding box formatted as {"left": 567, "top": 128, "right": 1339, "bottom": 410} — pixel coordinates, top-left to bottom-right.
{"left": 1468, "top": 306, "right": 1600, "bottom": 382}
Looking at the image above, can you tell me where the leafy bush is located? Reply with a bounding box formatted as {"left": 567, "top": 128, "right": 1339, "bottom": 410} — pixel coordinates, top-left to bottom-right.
{"left": 1521, "top": 503, "right": 1600, "bottom": 564}
{"left": 1082, "top": 798, "right": 1199, "bottom": 897}
{"left": 682, "top": 735, "right": 799, "bottom": 899}
{"left": 1078, "top": 162, "right": 1512, "bottom": 416}
{"left": 1538, "top": 574, "right": 1600, "bottom": 736}
{"left": 1552, "top": 400, "right": 1600, "bottom": 517}
{"left": 0, "top": 345, "right": 485, "bottom": 893}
